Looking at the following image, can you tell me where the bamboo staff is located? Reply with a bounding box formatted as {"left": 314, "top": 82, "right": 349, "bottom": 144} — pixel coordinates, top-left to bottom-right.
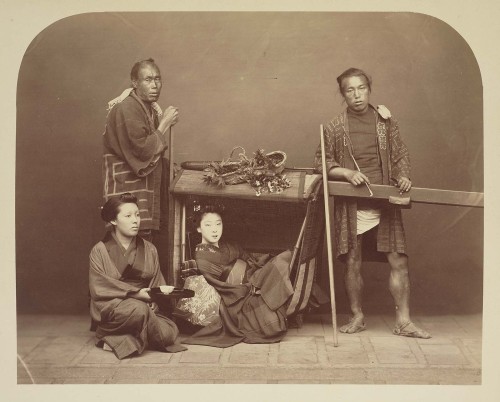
{"left": 320, "top": 124, "right": 339, "bottom": 346}
{"left": 169, "top": 127, "right": 174, "bottom": 182}
{"left": 167, "top": 127, "right": 176, "bottom": 285}
{"left": 289, "top": 216, "right": 307, "bottom": 274}
{"left": 181, "top": 203, "right": 186, "bottom": 262}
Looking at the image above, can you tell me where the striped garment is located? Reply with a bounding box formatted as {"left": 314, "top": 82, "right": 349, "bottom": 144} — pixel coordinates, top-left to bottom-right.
{"left": 102, "top": 91, "right": 167, "bottom": 230}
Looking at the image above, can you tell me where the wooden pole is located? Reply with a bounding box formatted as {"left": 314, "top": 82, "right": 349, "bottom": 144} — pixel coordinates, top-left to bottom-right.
{"left": 181, "top": 203, "right": 186, "bottom": 262}
{"left": 327, "top": 181, "right": 484, "bottom": 208}
{"left": 169, "top": 127, "right": 174, "bottom": 182}
{"left": 167, "top": 127, "right": 176, "bottom": 285}
{"left": 289, "top": 216, "right": 307, "bottom": 274}
{"left": 320, "top": 124, "right": 339, "bottom": 346}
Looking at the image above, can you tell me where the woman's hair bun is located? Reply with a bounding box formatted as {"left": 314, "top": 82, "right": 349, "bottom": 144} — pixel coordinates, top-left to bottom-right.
{"left": 101, "top": 193, "right": 138, "bottom": 222}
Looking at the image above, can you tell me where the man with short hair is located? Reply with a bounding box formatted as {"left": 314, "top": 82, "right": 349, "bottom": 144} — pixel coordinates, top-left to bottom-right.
{"left": 102, "top": 58, "right": 179, "bottom": 242}
{"left": 314, "top": 67, "right": 430, "bottom": 339}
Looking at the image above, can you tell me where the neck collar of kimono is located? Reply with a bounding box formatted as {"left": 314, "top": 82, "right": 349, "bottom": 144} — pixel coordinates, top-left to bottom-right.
{"left": 112, "top": 230, "right": 136, "bottom": 251}
{"left": 102, "top": 230, "right": 144, "bottom": 251}
{"left": 102, "top": 231, "right": 146, "bottom": 277}
{"left": 196, "top": 243, "right": 220, "bottom": 252}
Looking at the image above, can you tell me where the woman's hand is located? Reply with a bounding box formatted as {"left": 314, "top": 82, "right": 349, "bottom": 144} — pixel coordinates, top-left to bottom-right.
{"left": 396, "top": 177, "right": 412, "bottom": 193}
{"left": 131, "top": 288, "right": 152, "bottom": 302}
{"left": 344, "top": 169, "right": 370, "bottom": 186}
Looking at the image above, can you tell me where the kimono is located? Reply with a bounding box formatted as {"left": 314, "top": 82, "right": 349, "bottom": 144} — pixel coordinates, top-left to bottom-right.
{"left": 183, "top": 242, "right": 294, "bottom": 347}
{"left": 314, "top": 105, "right": 411, "bottom": 258}
{"left": 89, "top": 231, "right": 185, "bottom": 359}
{"left": 102, "top": 91, "right": 168, "bottom": 231}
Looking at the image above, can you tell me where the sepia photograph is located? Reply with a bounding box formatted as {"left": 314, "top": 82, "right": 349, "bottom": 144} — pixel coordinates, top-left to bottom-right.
{"left": 2, "top": 1, "right": 499, "bottom": 401}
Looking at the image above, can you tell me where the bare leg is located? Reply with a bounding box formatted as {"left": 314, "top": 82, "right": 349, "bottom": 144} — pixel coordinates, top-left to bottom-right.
{"left": 340, "top": 235, "right": 366, "bottom": 334}
{"left": 386, "top": 252, "right": 431, "bottom": 338}
{"left": 386, "top": 252, "right": 411, "bottom": 325}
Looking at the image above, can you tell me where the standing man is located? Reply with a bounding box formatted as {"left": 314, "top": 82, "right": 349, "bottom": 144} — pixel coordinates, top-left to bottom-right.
{"left": 314, "top": 67, "right": 431, "bottom": 339}
{"left": 103, "top": 58, "right": 179, "bottom": 243}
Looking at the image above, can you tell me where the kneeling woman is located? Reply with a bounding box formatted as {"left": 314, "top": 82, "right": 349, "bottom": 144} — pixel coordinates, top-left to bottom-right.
{"left": 89, "top": 193, "right": 186, "bottom": 359}
{"left": 183, "top": 204, "right": 294, "bottom": 348}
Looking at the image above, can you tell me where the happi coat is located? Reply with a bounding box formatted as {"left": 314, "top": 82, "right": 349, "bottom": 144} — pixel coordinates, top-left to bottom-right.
{"left": 314, "top": 105, "right": 411, "bottom": 258}
{"left": 103, "top": 91, "right": 167, "bottom": 231}
{"left": 183, "top": 242, "right": 294, "bottom": 348}
{"left": 89, "top": 232, "right": 185, "bottom": 358}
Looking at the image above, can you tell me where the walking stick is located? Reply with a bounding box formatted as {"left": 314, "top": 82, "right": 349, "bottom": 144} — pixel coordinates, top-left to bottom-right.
{"left": 167, "top": 127, "right": 176, "bottom": 285}
{"left": 169, "top": 127, "right": 174, "bottom": 183}
{"left": 181, "top": 203, "right": 186, "bottom": 262}
{"left": 320, "top": 124, "right": 339, "bottom": 346}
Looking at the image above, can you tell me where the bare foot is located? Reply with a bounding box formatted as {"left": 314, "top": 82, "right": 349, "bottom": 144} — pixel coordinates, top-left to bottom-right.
{"left": 339, "top": 316, "right": 366, "bottom": 334}
{"left": 393, "top": 321, "right": 431, "bottom": 339}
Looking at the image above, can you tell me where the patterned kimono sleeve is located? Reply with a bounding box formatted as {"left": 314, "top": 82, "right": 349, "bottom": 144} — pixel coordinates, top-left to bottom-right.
{"left": 388, "top": 118, "right": 411, "bottom": 181}
{"left": 313, "top": 124, "right": 341, "bottom": 175}
{"left": 196, "top": 257, "right": 249, "bottom": 307}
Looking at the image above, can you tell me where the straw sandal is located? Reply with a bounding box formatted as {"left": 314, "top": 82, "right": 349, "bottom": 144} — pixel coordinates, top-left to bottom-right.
{"left": 393, "top": 321, "right": 431, "bottom": 339}
{"left": 339, "top": 317, "right": 366, "bottom": 334}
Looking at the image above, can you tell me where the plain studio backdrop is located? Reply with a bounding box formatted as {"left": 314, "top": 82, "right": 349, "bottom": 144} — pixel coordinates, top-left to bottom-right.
{"left": 16, "top": 12, "right": 483, "bottom": 316}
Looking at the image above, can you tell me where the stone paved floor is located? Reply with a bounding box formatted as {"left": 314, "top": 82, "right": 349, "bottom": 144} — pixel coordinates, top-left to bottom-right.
{"left": 16, "top": 313, "right": 482, "bottom": 385}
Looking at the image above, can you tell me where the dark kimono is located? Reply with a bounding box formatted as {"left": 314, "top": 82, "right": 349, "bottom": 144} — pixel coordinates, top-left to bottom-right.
{"left": 183, "top": 242, "right": 294, "bottom": 347}
{"left": 102, "top": 91, "right": 167, "bottom": 231}
{"left": 89, "top": 232, "right": 185, "bottom": 359}
{"left": 314, "top": 105, "right": 411, "bottom": 258}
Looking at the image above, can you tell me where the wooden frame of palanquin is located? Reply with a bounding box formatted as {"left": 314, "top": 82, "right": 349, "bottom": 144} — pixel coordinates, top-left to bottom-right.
{"left": 169, "top": 169, "right": 323, "bottom": 284}
{"left": 168, "top": 168, "right": 327, "bottom": 329}
{"left": 167, "top": 167, "right": 483, "bottom": 344}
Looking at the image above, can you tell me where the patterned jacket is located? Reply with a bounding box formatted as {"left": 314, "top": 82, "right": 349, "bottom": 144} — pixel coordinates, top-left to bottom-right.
{"left": 314, "top": 105, "right": 411, "bottom": 257}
